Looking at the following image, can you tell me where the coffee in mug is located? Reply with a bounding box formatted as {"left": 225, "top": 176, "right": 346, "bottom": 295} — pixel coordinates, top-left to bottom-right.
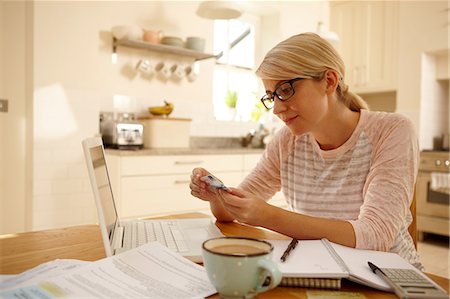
{"left": 202, "top": 237, "right": 281, "bottom": 299}
{"left": 209, "top": 244, "right": 265, "bottom": 255}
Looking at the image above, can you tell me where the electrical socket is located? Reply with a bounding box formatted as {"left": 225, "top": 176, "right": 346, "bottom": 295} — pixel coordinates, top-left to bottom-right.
{"left": 0, "top": 99, "right": 8, "bottom": 112}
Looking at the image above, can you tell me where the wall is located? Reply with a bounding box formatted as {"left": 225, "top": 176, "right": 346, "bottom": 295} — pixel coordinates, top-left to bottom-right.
{"left": 0, "top": 1, "right": 4, "bottom": 233}
{"left": 0, "top": 1, "right": 32, "bottom": 233}
{"left": 397, "top": 1, "right": 449, "bottom": 149}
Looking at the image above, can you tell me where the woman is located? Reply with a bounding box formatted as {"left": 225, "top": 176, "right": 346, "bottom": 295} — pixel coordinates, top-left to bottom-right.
{"left": 190, "top": 33, "right": 422, "bottom": 269}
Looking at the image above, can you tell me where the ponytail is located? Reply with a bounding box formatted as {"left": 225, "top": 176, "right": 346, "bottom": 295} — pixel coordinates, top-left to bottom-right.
{"left": 337, "top": 82, "right": 369, "bottom": 111}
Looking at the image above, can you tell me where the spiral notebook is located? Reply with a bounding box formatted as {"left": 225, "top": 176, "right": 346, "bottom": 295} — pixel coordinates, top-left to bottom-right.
{"left": 266, "top": 239, "right": 439, "bottom": 291}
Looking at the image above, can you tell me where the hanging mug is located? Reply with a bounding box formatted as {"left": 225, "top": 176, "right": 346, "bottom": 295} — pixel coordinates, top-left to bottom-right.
{"left": 143, "top": 30, "right": 163, "bottom": 44}
{"left": 185, "top": 62, "right": 199, "bottom": 82}
{"left": 170, "top": 63, "right": 185, "bottom": 79}
{"left": 155, "top": 61, "right": 171, "bottom": 79}
{"left": 135, "top": 59, "right": 154, "bottom": 76}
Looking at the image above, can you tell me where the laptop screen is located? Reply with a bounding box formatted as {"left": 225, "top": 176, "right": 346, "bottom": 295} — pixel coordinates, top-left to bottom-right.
{"left": 89, "top": 145, "right": 118, "bottom": 240}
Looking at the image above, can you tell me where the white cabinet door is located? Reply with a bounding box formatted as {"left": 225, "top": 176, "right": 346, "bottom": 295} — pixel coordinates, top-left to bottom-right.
{"left": 330, "top": 1, "right": 398, "bottom": 94}
{"left": 121, "top": 174, "right": 207, "bottom": 218}
{"left": 120, "top": 154, "right": 243, "bottom": 176}
{"left": 108, "top": 153, "right": 246, "bottom": 218}
{"left": 363, "top": 1, "right": 398, "bottom": 92}
{"left": 331, "top": 2, "right": 359, "bottom": 88}
{"left": 120, "top": 171, "right": 244, "bottom": 218}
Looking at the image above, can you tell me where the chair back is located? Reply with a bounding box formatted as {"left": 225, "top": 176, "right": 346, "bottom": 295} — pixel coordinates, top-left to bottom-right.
{"left": 408, "top": 190, "right": 417, "bottom": 248}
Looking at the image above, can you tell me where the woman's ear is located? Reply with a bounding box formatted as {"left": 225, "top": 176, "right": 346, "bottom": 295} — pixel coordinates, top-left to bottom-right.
{"left": 324, "top": 70, "right": 339, "bottom": 95}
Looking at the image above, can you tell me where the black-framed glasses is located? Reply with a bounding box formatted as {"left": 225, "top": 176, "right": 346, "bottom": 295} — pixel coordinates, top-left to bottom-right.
{"left": 260, "top": 77, "right": 306, "bottom": 110}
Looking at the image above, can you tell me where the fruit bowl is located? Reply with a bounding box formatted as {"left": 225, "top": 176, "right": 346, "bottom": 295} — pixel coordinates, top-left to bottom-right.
{"left": 148, "top": 101, "right": 174, "bottom": 117}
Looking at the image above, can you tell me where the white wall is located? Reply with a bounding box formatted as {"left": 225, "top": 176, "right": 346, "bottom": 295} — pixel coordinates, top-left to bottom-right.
{"left": 0, "top": 1, "right": 4, "bottom": 233}
{"left": 0, "top": 1, "right": 33, "bottom": 233}
{"left": 397, "top": 1, "right": 449, "bottom": 149}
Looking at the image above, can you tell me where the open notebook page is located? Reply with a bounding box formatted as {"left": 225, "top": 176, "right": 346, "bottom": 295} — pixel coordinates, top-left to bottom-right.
{"left": 330, "top": 242, "right": 418, "bottom": 291}
{"left": 268, "top": 239, "right": 346, "bottom": 278}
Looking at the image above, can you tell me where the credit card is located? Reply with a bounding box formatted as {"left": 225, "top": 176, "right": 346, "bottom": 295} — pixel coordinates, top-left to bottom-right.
{"left": 200, "top": 174, "right": 231, "bottom": 192}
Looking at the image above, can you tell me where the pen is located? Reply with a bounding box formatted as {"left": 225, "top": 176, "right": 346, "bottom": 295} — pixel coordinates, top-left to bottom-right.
{"left": 368, "top": 261, "right": 385, "bottom": 276}
{"left": 280, "top": 239, "right": 298, "bottom": 262}
{"left": 368, "top": 261, "right": 402, "bottom": 297}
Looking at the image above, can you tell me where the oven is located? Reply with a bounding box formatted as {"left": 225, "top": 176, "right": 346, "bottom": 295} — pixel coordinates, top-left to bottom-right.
{"left": 416, "top": 151, "right": 450, "bottom": 238}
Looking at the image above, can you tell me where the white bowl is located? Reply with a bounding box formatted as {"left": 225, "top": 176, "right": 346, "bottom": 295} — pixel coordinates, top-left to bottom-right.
{"left": 111, "top": 25, "right": 143, "bottom": 41}
{"left": 185, "top": 36, "right": 205, "bottom": 52}
{"left": 161, "top": 36, "right": 184, "bottom": 48}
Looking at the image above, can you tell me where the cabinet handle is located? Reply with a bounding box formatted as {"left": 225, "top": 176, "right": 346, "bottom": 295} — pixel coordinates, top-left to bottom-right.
{"left": 174, "top": 160, "right": 203, "bottom": 165}
{"left": 174, "top": 180, "right": 191, "bottom": 184}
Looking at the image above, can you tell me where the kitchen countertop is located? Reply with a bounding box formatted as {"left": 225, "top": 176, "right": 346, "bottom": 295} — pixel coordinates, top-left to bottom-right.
{"left": 105, "top": 147, "right": 265, "bottom": 156}
{"left": 104, "top": 136, "right": 267, "bottom": 156}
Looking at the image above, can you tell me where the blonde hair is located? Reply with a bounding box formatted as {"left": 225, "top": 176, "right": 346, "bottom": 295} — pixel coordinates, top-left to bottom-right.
{"left": 256, "top": 33, "right": 368, "bottom": 111}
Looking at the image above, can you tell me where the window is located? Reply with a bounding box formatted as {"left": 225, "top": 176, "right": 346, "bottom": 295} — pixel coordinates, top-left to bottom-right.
{"left": 212, "top": 18, "right": 263, "bottom": 122}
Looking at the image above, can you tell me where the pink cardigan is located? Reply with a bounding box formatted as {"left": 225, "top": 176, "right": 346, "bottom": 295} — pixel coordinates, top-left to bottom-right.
{"left": 239, "top": 110, "right": 422, "bottom": 269}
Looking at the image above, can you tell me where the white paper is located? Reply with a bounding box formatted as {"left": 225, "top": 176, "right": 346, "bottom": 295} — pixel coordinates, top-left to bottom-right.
{"left": 0, "top": 276, "right": 17, "bottom": 285}
{"left": 268, "top": 239, "right": 345, "bottom": 278}
{"left": 266, "top": 239, "right": 433, "bottom": 292}
{"left": 1, "top": 259, "right": 90, "bottom": 292}
{"left": 1, "top": 242, "right": 216, "bottom": 299}
{"left": 330, "top": 242, "right": 418, "bottom": 290}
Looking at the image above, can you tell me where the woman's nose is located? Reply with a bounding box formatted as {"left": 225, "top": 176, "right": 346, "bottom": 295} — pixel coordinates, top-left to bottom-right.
{"left": 272, "top": 98, "right": 287, "bottom": 115}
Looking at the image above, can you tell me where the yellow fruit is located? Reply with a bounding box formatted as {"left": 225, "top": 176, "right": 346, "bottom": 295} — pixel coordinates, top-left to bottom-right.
{"left": 148, "top": 101, "right": 174, "bottom": 116}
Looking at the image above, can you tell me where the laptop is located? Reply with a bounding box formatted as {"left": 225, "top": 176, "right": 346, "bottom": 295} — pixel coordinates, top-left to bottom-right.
{"left": 82, "top": 137, "right": 223, "bottom": 262}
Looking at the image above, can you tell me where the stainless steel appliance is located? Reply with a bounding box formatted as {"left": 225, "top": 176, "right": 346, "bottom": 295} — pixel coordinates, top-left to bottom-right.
{"left": 99, "top": 112, "right": 144, "bottom": 149}
{"left": 417, "top": 151, "right": 450, "bottom": 238}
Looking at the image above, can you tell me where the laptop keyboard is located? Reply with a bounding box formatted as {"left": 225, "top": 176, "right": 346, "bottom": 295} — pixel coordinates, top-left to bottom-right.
{"left": 123, "top": 221, "right": 188, "bottom": 253}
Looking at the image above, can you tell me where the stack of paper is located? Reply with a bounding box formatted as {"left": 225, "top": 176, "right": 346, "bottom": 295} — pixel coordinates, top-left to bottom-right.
{"left": 0, "top": 242, "right": 216, "bottom": 299}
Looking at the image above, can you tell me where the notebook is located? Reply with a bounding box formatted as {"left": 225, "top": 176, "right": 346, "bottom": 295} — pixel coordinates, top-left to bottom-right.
{"left": 267, "top": 239, "right": 446, "bottom": 292}
{"left": 82, "top": 137, "right": 223, "bottom": 263}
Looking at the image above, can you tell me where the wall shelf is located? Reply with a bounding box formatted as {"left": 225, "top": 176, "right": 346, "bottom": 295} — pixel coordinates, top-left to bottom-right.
{"left": 112, "top": 38, "right": 217, "bottom": 61}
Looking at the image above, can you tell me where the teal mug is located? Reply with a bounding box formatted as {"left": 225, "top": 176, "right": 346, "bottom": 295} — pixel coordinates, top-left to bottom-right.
{"left": 202, "top": 237, "right": 281, "bottom": 299}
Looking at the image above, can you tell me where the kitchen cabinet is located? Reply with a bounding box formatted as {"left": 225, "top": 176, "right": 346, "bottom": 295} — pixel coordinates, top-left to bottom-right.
{"left": 330, "top": 1, "right": 398, "bottom": 94}
{"left": 106, "top": 152, "right": 286, "bottom": 219}
{"left": 107, "top": 154, "right": 244, "bottom": 218}
{"left": 435, "top": 50, "right": 449, "bottom": 80}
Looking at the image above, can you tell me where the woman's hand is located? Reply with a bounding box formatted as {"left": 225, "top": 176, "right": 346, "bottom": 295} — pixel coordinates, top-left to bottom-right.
{"left": 190, "top": 168, "right": 235, "bottom": 222}
{"left": 189, "top": 168, "right": 271, "bottom": 225}
{"left": 189, "top": 168, "right": 222, "bottom": 202}
{"left": 218, "top": 188, "right": 272, "bottom": 227}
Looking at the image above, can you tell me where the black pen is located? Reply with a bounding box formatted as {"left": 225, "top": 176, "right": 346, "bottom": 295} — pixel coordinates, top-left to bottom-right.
{"left": 280, "top": 239, "right": 298, "bottom": 262}
{"left": 368, "top": 261, "right": 383, "bottom": 275}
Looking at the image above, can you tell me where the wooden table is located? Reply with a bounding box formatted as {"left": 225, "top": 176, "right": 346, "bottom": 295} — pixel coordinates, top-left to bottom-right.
{"left": 1, "top": 213, "right": 449, "bottom": 298}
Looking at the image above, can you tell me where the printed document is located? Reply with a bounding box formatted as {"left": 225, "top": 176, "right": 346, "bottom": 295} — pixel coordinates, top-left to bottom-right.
{"left": 1, "top": 259, "right": 90, "bottom": 292}
{"left": 1, "top": 242, "right": 216, "bottom": 299}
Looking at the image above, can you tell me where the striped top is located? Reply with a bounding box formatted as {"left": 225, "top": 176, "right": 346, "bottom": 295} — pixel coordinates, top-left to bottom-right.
{"left": 240, "top": 110, "right": 423, "bottom": 269}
